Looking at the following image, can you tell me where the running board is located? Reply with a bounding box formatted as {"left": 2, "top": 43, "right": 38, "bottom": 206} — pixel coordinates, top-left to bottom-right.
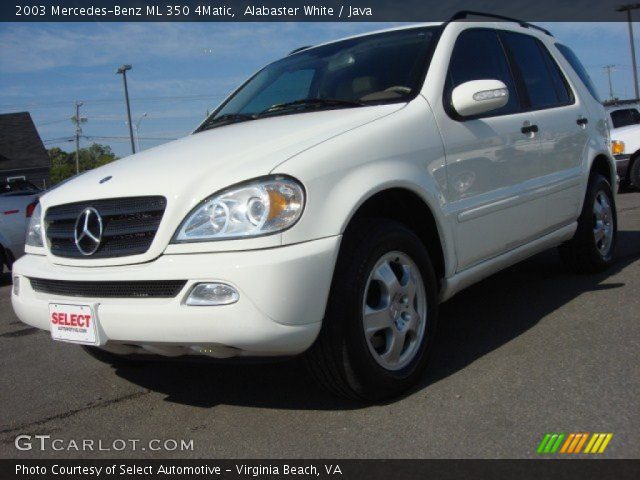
{"left": 439, "top": 223, "right": 577, "bottom": 302}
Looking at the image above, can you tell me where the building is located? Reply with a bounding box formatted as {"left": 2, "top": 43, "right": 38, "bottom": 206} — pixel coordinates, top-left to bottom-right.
{"left": 0, "top": 112, "right": 50, "bottom": 189}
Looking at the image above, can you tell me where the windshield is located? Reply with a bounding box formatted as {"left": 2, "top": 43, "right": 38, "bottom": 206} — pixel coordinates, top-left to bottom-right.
{"left": 197, "top": 27, "right": 439, "bottom": 131}
{"left": 610, "top": 108, "right": 640, "bottom": 129}
{"left": 1, "top": 180, "right": 40, "bottom": 195}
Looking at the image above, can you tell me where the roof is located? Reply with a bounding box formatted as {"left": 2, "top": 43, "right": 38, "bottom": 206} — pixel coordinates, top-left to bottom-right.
{"left": 0, "top": 112, "right": 49, "bottom": 172}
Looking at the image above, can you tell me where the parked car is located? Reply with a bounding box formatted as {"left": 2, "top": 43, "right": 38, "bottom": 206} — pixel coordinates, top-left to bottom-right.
{"left": 605, "top": 100, "right": 640, "bottom": 189}
{"left": 12, "top": 15, "right": 617, "bottom": 400}
{"left": 0, "top": 181, "right": 40, "bottom": 272}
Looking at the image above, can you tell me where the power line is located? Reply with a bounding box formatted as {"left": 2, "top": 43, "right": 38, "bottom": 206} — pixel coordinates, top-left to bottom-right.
{"left": 82, "top": 135, "right": 178, "bottom": 141}
{"left": 0, "top": 93, "right": 226, "bottom": 111}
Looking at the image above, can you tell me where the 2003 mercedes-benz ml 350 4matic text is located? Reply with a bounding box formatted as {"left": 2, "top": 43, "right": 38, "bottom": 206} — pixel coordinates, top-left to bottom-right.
{"left": 12, "top": 14, "right": 618, "bottom": 400}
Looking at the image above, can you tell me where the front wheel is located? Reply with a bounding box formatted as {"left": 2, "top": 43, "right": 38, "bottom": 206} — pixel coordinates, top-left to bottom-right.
{"left": 559, "top": 173, "right": 617, "bottom": 273}
{"left": 305, "top": 219, "right": 438, "bottom": 401}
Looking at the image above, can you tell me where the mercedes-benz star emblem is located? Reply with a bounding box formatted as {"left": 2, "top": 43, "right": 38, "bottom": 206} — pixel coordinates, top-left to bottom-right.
{"left": 74, "top": 207, "right": 103, "bottom": 256}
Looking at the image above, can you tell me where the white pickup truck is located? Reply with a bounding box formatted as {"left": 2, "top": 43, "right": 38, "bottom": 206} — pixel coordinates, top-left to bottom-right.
{"left": 605, "top": 101, "right": 640, "bottom": 189}
{"left": 0, "top": 180, "right": 40, "bottom": 272}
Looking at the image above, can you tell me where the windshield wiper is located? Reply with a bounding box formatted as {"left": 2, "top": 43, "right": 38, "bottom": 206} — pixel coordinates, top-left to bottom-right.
{"left": 259, "top": 98, "right": 364, "bottom": 116}
{"left": 197, "top": 113, "right": 257, "bottom": 132}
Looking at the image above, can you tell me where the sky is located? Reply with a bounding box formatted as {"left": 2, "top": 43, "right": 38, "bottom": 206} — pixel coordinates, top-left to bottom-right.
{"left": 0, "top": 22, "right": 638, "bottom": 158}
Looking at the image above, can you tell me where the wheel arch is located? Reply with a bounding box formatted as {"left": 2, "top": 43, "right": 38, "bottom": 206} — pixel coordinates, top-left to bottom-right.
{"left": 590, "top": 153, "right": 617, "bottom": 187}
{"left": 341, "top": 187, "right": 447, "bottom": 286}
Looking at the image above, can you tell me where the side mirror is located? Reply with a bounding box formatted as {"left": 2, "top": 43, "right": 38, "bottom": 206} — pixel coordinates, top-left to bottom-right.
{"left": 451, "top": 79, "right": 509, "bottom": 118}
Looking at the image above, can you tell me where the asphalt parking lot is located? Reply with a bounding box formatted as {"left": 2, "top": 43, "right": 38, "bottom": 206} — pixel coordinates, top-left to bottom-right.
{"left": 0, "top": 192, "right": 638, "bottom": 459}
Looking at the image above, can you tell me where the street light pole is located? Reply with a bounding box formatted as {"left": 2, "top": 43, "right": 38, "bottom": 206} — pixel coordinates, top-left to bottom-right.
{"left": 133, "top": 112, "right": 147, "bottom": 152}
{"left": 116, "top": 64, "right": 136, "bottom": 154}
{"left": 617, "top": 4, "right": 640, "bottom": 100}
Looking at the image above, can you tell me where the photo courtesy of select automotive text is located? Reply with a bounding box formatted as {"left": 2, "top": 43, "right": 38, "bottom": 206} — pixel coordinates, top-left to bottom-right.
{"left": 0, "top": 0, "right": 639, "bottom": 478}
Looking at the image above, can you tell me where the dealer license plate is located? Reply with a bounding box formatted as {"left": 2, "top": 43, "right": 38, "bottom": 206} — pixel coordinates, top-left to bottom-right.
{"left": 49, "top": 303, "right": 99, "bottom": 345}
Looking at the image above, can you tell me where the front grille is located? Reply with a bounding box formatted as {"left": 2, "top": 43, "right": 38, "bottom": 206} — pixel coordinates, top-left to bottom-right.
{"left": 45, "top": 196, "right": 166, "bottom": 258}
{"left": 29, "top": 278, "right": 186, "bottom": 298}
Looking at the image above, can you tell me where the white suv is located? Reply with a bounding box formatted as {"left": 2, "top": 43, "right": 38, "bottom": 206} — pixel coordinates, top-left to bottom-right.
{"left": 605, "top": 101, "right": 640, "bottom": 189}
{"left": 12, "top": 18, "right": 617, "bottom": 400}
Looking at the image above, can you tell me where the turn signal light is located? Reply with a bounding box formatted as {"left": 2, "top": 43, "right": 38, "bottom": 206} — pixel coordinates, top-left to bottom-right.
{"left": 611, "top": 140, "right": 625, "bottom": 155}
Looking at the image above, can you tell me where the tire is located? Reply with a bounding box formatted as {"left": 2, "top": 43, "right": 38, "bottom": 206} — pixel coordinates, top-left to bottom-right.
{"left": 82, "top": 345, "right": 143, "bottom": 367}
{"left": 559, "top": 173, "right": 617, "bottom": 273}
{"left": 630, "top": 155, "right": 640, "bottom": 190}
{"left": 305, "top": 219, "right": 438, "bottom": 402}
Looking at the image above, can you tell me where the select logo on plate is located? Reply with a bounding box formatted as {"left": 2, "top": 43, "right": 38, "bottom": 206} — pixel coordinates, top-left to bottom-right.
{"left": 49, "top": 303, "right": 98, "bottom": 345}
{"left": 537, "top": 433, "right": 613, "bottom": 454}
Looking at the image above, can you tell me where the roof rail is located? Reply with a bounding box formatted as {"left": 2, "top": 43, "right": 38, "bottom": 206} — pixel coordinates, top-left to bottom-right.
{"left": 449, "top": 11, "right": 553, "bottom": 37}
{"left": 288, "top": 45, "right": 312, "bottom": 56}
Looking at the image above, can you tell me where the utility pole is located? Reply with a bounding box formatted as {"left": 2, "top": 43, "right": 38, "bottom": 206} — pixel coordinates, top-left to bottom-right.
{"left": 603, "top": 65, "right": 617, "bottom": 100}
{"left": 116, "top": 64, "right": 136, "bottom": 154}
{"left": 617, "top": 4, "right": 640, "bottom": 99}
{"left": 71, "top": 102, "right": 87, "bottom": 174}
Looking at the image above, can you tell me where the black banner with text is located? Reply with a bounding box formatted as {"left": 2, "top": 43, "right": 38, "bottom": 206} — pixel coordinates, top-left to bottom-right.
{"left": 1, "top": 0, "right": 636, "bottom": 22}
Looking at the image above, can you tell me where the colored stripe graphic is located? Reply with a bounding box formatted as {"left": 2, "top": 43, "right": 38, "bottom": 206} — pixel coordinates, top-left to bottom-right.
{"left": 585, "top": 433, "right": 614, "bottom": 453}
{"left": 537, "top": 434, "right": 552, "bottom": 454}
{"left": 560, "top": 433, "right": 575, "bottom": 453}
{"left": 539, "top": 433, "right": 613, "bottom": 454}
{"left": 574, "top": 433, "right": 589, "bottom": 453}
{"left": 537, "top": 433, "right": 565, "bottom": 454}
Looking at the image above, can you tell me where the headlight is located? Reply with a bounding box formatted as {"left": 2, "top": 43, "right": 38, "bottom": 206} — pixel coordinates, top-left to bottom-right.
{"left": 173, "top": 176, "right": 304, "bottom": 242}
{"left": 26, "top": 203, "right": 44, "bottom": 247}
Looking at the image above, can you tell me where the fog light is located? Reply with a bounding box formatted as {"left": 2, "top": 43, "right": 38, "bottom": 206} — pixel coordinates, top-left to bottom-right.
{"left": 185, "top": 283, "right": 239, "bottom": 306}
{"left": 13, "top": 276, "right": 19, "bottom": 296}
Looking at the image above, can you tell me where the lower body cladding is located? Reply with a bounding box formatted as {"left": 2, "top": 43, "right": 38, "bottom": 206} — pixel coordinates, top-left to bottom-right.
{"left": 11, "top": 236, "right": 341, "bottom": 358}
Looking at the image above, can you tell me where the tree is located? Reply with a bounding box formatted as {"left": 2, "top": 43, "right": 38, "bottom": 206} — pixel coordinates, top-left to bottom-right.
{"left": 48, "top": 144, "right": 118, "bottom": 184}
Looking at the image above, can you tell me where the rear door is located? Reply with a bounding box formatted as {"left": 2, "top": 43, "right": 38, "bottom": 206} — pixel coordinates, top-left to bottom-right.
{"left": 500, "top": 32, "right": 589, "bottom": 231}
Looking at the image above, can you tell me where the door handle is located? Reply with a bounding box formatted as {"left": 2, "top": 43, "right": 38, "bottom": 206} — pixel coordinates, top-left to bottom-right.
{"left": 521, "top": 124, "right": 539, "bottom": 134}
{"left": 577, "top": 117, "right": 589, "bottom": 126}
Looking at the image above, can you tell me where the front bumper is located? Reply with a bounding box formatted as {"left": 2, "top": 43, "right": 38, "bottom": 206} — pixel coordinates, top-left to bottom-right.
{"left": 11, "top": 236, "right": 341, "bottom": 358}
{"left": 614, "top": 154, "right": 631, "bottom": 179}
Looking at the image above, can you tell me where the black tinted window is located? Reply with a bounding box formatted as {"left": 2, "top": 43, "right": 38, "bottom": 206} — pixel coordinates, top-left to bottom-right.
{"left": 446, "top": 29, "right": 519, "bottom": 116}
{"left": 556, "top": 43, "right": 601, "bottom": 102}
{"left": 610, "top": 108, "right": 640, "bottom": 128}
{"left": 502, "top": 32, "right": 563, "bottom": 109}
{"left": 540, "top": 45, "right": 572, "bottom": 104}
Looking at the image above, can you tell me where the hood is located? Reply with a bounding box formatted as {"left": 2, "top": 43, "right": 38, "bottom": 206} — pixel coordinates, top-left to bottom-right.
{"left": 40, "top": 103, "right": 404, "bottom": 266}
{"left": 610, "top": 123, "right": 640, "bottom": 142}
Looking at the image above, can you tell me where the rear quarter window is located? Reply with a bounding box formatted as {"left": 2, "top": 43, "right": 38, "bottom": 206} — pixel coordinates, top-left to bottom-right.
{"left": 556, "top": 43, "right": 602, "bottom": 103}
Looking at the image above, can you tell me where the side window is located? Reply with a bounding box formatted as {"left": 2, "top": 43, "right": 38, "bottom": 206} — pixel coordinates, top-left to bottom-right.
{"left": 556, "top": 43, "right": 601, "bottom": 102}
{"left": 539, "top": 44, "right": 573, "bottom": 105}
{"left": 610, "top": 108, "right": 640, "bottom": 129}
{"left": 501, "top": 32, "right": 565, "bottom": 110}
{"left": 446, "top": 29, "right": 519, "bottom": 117}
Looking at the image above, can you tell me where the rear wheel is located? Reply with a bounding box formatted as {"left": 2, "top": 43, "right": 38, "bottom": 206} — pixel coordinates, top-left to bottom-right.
{"left": 306, "top": 219, "right": 438, "bottom": 401}
{"left": 559, "top": 174, "right": 617, "bottom": 273}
